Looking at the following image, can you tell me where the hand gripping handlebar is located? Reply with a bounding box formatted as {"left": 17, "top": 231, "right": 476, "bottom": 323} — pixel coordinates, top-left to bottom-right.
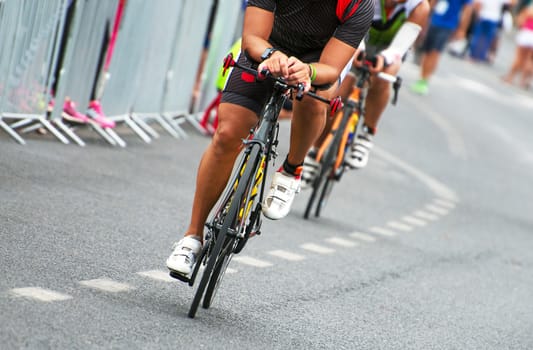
{"left": 222, "top": 53, "right": 343, "bottom": 116}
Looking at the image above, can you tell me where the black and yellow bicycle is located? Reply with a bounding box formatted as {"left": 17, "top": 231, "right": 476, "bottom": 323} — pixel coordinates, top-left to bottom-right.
{"left": 183, "top": 54, "right": 342, "bottom": 318}
{"left": 304, "top": 56, "right": 401, "bottom": 219}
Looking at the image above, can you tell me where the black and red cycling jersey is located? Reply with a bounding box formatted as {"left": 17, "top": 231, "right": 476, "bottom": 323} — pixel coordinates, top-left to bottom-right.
{"left": 247, "top": 0, "right": 374, "bottom": 58}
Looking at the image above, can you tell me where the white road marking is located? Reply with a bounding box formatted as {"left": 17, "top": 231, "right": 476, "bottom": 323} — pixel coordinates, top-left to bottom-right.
{"left": 484, "top": 122, "right": 533, "bottom": 165}
{"left": 268, "top": 250, "right": 306, "bottom": 261}
{"left": 386, "top": 221, "right": 413, "bottom": 232}
{"left": 413, "top": 210, "right": 439, "bottom": 221}
{"left": 401, "top": 92, "right": 468, "bottom": 160}
{"left": 349, "top": 232, "right": 377, "bottom": 242}
{"left": 433, "top": 198, "right": 457, "bottom": 209}
{"left": 402, "top": 215, "right": 427, "bottom": 227}
{"left": 198, "top": 265, "right": 238, "bottom": 274}
{"left": 232, "top": 256, "right": 273, "bottom": 268}
{"left": 10, "top": 287, "right": 72, "bottom": 302}
{"left": 425, "top": 204, "right": 450, "bottom": 216}
{"left": 300, "top": 243, "right": 335, "bottom": 254}
{"left": 79, "top": 278, "right": 134, "bottom": 292}
{"left": 326, "top": 237, "right": 359, "bottom": 248}
{"left": 137, "top": 270, "right": 175, "bottom": 283}
{"left": 374, "top": 147, "right": 459, "bottom": 202}
{"left": 369, "top": 227, "right": 397, "bottom": 237}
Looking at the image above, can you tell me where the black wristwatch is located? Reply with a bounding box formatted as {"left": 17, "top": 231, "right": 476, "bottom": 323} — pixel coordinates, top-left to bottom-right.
{"left": 260, "top": 47, "right": 278, "bottom": 61}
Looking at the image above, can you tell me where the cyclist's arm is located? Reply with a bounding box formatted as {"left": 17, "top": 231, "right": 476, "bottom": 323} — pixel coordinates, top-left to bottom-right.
{"left": 315, "top": 0, "right": 374, "bottom": 85}
{"left": 241, "top": 6, "right": 292, "bottom": 80}
{"left": 313, "top": 38, "right": 358, "bottom": 86}
{"left": 379, "top": 0, "right": 430, "bottom": 66}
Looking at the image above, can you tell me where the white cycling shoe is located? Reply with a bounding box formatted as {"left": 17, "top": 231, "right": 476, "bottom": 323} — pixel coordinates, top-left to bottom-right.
{"left": 346, "top": 130, "right": 373, "bottom": 169}
{"left": 301, "top": 154, "right": 320, "bottom": 190}
{"left": 262, "top": 170, "right": 301, "bottom": 220}
{"left": 166, "top": 236, "right": 202, "bottom": 277}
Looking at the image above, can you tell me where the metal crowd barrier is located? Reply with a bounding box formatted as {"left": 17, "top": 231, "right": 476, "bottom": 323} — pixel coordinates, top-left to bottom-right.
{"left": 0, "top": 0, "right": 68, "bottom": 145}
{"left": 196, "top": 0, "right": 244, "bottom": 115}
{"left": 0, "top": 0, "right": 244, "bottom": 147}
{"left": 50, "top": 0, "right": 121, "bottom": 147}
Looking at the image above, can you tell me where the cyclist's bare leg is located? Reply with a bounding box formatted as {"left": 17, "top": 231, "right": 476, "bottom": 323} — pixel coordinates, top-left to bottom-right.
{"left": 419, "top": 50, "right": 440, "bottom": 81}
{"left": 288, "top": 84, "right": 338, "bottom": 165}
{"left": 185, "top": 103, "right": 258, "bottom": 240}
{"left": 364, "top": 63, "right": 401, "bottom": 130}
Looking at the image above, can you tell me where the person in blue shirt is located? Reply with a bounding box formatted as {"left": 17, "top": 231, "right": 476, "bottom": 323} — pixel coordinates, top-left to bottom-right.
{"left": 411, "top": 0, "right": 474, "bottom": 95}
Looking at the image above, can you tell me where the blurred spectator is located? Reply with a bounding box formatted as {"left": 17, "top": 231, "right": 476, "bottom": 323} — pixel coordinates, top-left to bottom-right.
{"left": 411, "top": 0, "right": 474, "bottom": 95}
{"left": 468, "top": 0, "right": 512, "bottom": 63}
{"left": 502, "top": 3, "right": 533, "bottom": 88}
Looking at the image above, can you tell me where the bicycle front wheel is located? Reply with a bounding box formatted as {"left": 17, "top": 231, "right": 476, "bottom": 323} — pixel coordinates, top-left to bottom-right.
{"left": 188, "top": 144, "right": 263, "bottom": 317}
{"left": 202, "top": 234, "right": 236, "bottom": 309}
{"left": 188, "top": 221, "right": 232, "bottom": 318}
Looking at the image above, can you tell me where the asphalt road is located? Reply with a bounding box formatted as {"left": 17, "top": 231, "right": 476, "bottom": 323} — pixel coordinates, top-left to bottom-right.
{"left": 1, "top": 34, "right": 533, "bottom": 349}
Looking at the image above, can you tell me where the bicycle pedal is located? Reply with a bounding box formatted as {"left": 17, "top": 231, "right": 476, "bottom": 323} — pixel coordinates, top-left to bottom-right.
{"left": 169, "top": 271, "right": 191, "bottom": 284}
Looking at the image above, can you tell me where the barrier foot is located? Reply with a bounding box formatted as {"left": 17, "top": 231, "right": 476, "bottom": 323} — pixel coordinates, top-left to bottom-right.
{"left": 105, "top": 128, "right": 127, "bottom": 148}
{"left": 0, "top": 119, "right": 26, "bottom": 145}
{"left": 185, "top": 113, "right": 208, "bottom": 136}
{"left": 131, "top": 114, "right": 160, "bottom": 139}
{"left": 125, "top": 115, "right": 151, "bottom": 143}
{"left": 154, "top": 114, "right": 180, "bottom": 139}
{"left": 9, "top": 118, "right": 35, "bottom": 130}
{"left": 54, "top": 119, "right": 86, "bottom": 147}
{"left": 40, "top": 117, "right": 70, "bottom": 144}
{"left": 89, "top": 122, "right": 118, "bottom": 146}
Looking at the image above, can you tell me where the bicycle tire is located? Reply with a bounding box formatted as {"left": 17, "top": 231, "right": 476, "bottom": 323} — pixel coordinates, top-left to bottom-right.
{"left": 203, "top": 144, "right": 264, "bottom": 308}
{"left": 314, "top": 112, "right": 353, "bottom": 217}
{"left": 188, "top": 145, "right": 262, "bottom": 318}
{"left": 202, "top": 235, "right": 235, "bottom": 309}
{"left": 304, "top": 106, "right": 353, "bottom": 219}
{"left": 304, "top": 141, "right": 333, "bottom": 219}
{"left": 188, "top": 242, "right": 209, "bottom": 287}
{"left": 315, "top": 172, "right": 336, "bottom": 218}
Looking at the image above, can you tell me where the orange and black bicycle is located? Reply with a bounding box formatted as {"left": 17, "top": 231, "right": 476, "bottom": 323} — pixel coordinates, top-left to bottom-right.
{"left": 304, "top": 56, "right": 401, "bottom": 219}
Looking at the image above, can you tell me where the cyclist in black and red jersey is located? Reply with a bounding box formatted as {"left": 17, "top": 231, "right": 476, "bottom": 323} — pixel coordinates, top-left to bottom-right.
{"left": 166, "top": 0, "right": 374, "bottom": 279}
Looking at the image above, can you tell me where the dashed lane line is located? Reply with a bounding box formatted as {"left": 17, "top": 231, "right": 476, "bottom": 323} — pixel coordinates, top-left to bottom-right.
{"left": 433, "top": 198, "right": 457, "bottom": 209}
{"left": 349, "top": 232, "right": 377, "bottom": 242}
{"left": 386, "top": 221, "right": 413, "bottom": 232}
{"left": 300, "top": 243, "right": 335, "bottom": 254}
{"left": 232, "top": 256, "right": 273, "bottom": 268}
{"left": 10, "top": 287, "right": 73, "bottom": 302}
{"left": 268, "top": 250, "right": 306, "bottom": 261}
{"left": 78, "top": 278, "right": 134, "bottom": 293}
{"left": 402, "top": 215, "right": 427, "bottom": 227}
{"left": 137, "top": 270, "right": 175, "bottom": 283}
{"left": 413, "top": 210, "right": 439, "bottom": 221}
{"left": 425, "top": 204, "right": 450, "bottom": 216}
{"left": 369, "top": 227, "right": 397, "bottom": 237}
{"left": 326, "top": 237, "right": 359, "bottom": 248}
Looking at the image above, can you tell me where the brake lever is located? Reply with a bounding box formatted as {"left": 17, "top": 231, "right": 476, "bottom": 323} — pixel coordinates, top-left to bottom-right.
{"left": 295, "top": 83, "right": 305, "bottom": 101}
{"left": 391, "top": 76, "right": 402, "bottom": 105}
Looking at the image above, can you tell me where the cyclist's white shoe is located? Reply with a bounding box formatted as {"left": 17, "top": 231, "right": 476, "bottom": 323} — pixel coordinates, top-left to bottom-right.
{"left": 262, "top": 170, "right": 301, "bottom": 220}
{"left": 166, "top": 236, "right": 202, "bottom": 277}
{"left": 301, "top": 154, "right": 320, "bottom": 190}
{"left": 346, "top": 129, "right": 373, "bottom": 169}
